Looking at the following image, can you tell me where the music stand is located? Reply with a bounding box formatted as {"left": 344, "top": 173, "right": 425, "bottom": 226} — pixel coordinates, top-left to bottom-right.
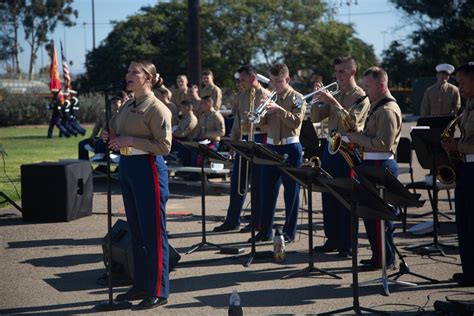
{"left": 408, "top": 125, "right": 455, "bottom": 256}
{"left": 300, "top": 118, "right": 325, "bottom": 160}
{"left": 180, "top": 141, "right": 231, "bottom": 254}
{"left": 95, "top": 86, "right": 131, "bottom": 311}
{"left": 279, "top": 165, "right": 341, "bottom": 280}
{"left": 354, "top": 166, "right": 437, "bottom": 295}
{"left": 224, "top": 140, "right": 288, "bottom": 267}
{"left": 318, "top": 177, "right": 398, "bottom": 315}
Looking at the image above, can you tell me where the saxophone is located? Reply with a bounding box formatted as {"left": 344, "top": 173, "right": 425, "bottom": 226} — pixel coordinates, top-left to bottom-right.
{"left": 437, "top": 114, "right": 462, "bottom": 185}
{"left": 327, "top": 96, "right": 367, "bottom": 168}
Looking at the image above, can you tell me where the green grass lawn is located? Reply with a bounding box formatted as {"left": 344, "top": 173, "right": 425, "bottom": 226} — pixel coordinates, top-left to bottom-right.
{"left": 0, "top": 125, "right": 92, "bottom": 206}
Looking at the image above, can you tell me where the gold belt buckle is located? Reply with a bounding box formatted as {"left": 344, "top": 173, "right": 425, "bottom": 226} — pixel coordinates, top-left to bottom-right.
{"left": 120, "top": 147, "right": 133, "bottom": 156}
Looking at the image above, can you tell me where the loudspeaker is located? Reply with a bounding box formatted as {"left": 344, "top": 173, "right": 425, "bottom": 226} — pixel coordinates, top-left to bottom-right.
{"left": 102, "top": 219, "right": 181, "bottom": 282}
{"left": 21, "top": 161, "right": 93, "bottom": 222}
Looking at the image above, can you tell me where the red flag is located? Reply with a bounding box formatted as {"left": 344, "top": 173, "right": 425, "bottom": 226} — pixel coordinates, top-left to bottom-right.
{"left": 60, "top": 41, "right": 71, "bottom": 93}
{"left": 49, "top": 43, "right": 62, "bottom": 93}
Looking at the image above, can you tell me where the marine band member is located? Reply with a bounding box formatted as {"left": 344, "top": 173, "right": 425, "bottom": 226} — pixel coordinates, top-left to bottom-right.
{"left": 442, "top": 62, "right": 474, "bottom": 287}
{"left": 347, "top": 66, "right": 402, "bottom": 271}
{"left": 420, "top": 63, "right": 461, "bottom": 117}
{"left": 213, "top": 65, "right": 269, "bottom": 232}
{"left": 312, "top": 56, "right": 370, "bottom": 257}
{"left": 252, "top": 63, "right": 305, "bottom": 243}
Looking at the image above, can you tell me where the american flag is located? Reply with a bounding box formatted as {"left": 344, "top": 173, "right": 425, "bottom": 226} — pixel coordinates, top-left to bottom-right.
{"left": 60, "top": 41, "right": 71, "bottom": 93}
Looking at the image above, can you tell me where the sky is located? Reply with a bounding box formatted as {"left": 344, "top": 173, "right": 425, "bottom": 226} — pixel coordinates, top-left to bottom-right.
{"left": 16, "top": 0, "right": 416, "bottom": 76}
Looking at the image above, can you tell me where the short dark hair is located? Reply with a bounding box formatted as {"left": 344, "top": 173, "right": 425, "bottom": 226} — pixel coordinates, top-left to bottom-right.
{"left": 202, "top": 70, "right": 213, "bottom": 77}
{"left": 237, "top": 64, "right": 257, "bottom": 76}
{"left": 334, "top": 56, "right": 357, "bottom": 70}
{"left": 110, "top": 96, "right": 121, "bottom": 102}
{"left": 201, "top": 95, "right": 214, "bottom": 103}
{"left": 457, "top": 62, "right": 474, "bottom": 78}
{"left": 269, "top": 63, "right": 289, "bottom": 77}
{"left": 181, "top": 100, "right": 193, "bottom": 109}
{"left": 363, "top": 66, "right": 388, "bottom": 82}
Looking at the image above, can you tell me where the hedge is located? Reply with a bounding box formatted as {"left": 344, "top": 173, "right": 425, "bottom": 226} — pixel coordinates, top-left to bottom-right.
{"left": 0, "top": 93, "right": 105, "bottom": 126}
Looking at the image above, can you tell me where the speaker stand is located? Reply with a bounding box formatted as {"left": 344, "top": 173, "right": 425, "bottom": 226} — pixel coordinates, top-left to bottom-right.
{"left": 0, "top": 191, "right": 22, "bottom": 212}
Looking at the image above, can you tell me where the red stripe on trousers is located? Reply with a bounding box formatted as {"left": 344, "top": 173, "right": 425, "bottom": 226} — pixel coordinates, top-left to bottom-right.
{"left": 374, "top": 160, "right": 382, "bottom": 265}
{"left": 149, "top": 155, "right": 163, "bottom": 297}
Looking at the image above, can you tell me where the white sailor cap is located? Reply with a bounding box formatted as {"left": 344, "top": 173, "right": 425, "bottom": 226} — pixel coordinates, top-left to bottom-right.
{"left": 435, "top": 63, "right": 455, "bottom": 74}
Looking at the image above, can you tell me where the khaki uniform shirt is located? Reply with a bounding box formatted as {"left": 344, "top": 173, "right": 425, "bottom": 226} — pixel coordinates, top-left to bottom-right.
{"left": 351, "top": 92, "right": 402, "bottom": 154}
{"left": 311, "top": 85, "right": 370, "bottom": 133}
{"left": 171, "top": 88, "right": 189, "bottom": 108}
{"left": 165, "top": 101, "right": 179, "bottom": 126}
{"left": 91, "top": 111, "right": 106, "bottom": 138}
{"left": 111, "top": 92, "right": 172, "bottom": 155}
{"left": 258, "top": 86, "right": 305, "bottom": 144}
{"left": 193, "top": 109, "right": 225, "bottom": 142}
{"left": 458, "top": 98, "right": 474, "bottom": 154}
{"left": 200, "top": 83, "right": 223, "bottom": 111}
{"left": 230, "top": 84, "right": 270, "bottom": 141}
{"left": 173, "top": 112, "right": 198, "bottom": 140}
{"left": 420, "top": 82, "right": 461, "bottom": 117}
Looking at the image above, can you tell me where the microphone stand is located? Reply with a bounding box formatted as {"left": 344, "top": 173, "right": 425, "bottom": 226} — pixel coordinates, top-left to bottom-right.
{"left": 95, "top": 89, "right": 131, "bottom": 311}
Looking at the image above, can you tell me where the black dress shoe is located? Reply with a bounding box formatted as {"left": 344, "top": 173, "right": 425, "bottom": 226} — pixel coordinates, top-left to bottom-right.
{"left": 283, "top": 234, "right": 294, "bottom": 244}
{"left": 133, "top": 296, "right": 168, "bottom": 310}
{"left": 338, "top": 249, "right": 352, "bottom": 258}
{"left": 358, "top": 262, "right": 396, "bottom": 272}
{"left": 359, "top": 258, "right": 375, "bottom": 266}
{"left": 457, "top": 279, "right": 474, "bottom": 287}
{"left": 115, "top": 288, "right": 147, "bottom": 302}
{"left": 247, "top": 233, "right": 272, "bottom": 243}
{"left": 213, "top": 223, "right": 239, "bottom": 232}
{"left": 239, "top": 224, "right": 252, "bottom": 233}
{"left": 452, "top": 272, "right": 464, "bottom": 281}
{"left": 313, "top": 243, "right": 338, "bottom": 253}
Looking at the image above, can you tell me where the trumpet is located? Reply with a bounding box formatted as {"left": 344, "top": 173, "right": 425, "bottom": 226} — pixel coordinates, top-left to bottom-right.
{"left": 247, "top": 90, "right": 277, "bottom": 124}
{"left": 293, "top": 81, "right": 340, "bottom": 109}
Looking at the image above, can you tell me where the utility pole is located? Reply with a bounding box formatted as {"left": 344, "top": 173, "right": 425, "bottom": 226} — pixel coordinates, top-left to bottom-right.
{"left": 92, "top": 0, "right": 96, "bottom": 49}
{"left": 187, "top": 0, "right": 201, "bottom": 86}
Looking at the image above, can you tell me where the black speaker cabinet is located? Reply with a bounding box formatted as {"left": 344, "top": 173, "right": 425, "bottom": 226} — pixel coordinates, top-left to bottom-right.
{"left": 102, "top": 219, "right": 181, "bottom": 281}
{"left": 21, "top": 161, "right": 93, "bottom": 222}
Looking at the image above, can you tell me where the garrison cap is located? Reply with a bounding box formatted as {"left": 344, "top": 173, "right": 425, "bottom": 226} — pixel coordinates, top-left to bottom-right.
{"left": 435, "top": 63, "right": 455, "bottom": 74}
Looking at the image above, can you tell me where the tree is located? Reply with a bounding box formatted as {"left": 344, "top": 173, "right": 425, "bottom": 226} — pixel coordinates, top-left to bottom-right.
{"left": 0, "top": 0, "right": 25, "bottom": 74}
{"left": 381, "top": 41, "right": 415, "bottom": 88}
{"left": 23, "top": 0, "right": 78, "bottom": 79}
{"left": 83, "top": 1, "right": 377, "bottom": 91}
{"left": 385, "top": 0, "right": 474, "bottom": 77}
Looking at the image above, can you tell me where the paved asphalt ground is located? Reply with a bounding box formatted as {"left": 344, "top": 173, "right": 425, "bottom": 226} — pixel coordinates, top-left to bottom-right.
{"left": 1, "top": 122, "right": 473, "bottom": 315}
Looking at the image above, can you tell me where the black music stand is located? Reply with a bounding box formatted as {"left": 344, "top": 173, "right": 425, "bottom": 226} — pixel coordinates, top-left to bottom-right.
{"left": 354, "top": 166, "right": 437, "bottom": 294}
{"left": 181, "top": 141, "right": 231, "bottom": 254}
{"left": 95, "top": 86, "right": 131, "bottom": 311}
{"left": 318, "top": 177, "right": 398, "bottom": 315}
{"left": 279, "top": 165, "right": 341, "bottom": 280}
{"left": 407, "top": 125, "right": 456, "bottom": 256}
{"left": 224, "top": 140, "right": 288, "bottom": 267}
